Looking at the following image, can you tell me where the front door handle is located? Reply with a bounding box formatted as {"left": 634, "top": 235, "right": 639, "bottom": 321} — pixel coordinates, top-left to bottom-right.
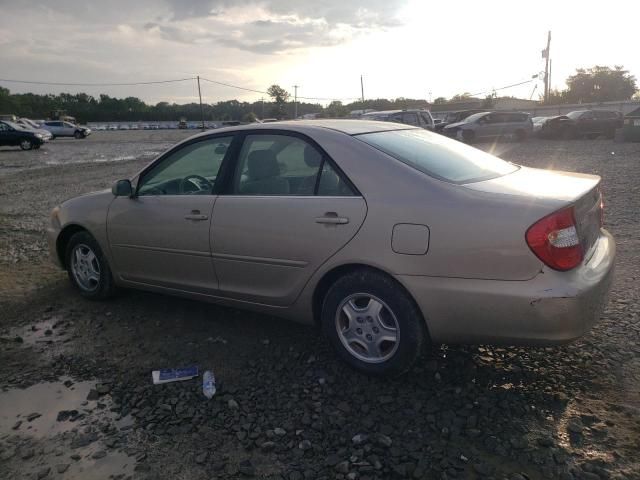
{"left": 184, "top": 209, "right": 208, "bottom": 221}
{"left": 315, "top": 212, "right": 349, "bottom": 225}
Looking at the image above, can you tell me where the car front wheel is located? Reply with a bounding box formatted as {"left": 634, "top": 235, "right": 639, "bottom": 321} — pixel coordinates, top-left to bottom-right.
{"left": 321, "top": 269, "right": 427, "bottom": 376}
{"left": 74, "top": 131, "right": 85, "bottom": 139}
{"left": 20, "top": 139, "right": 33, "bottom": 150}
{"left": 65, "top": 231, "right": 116, "bottom": 299}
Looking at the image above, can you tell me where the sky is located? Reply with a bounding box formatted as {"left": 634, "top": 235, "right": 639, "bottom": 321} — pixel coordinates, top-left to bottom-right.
{"left": 0, "top": 0, "right": 638, "bottom": 106}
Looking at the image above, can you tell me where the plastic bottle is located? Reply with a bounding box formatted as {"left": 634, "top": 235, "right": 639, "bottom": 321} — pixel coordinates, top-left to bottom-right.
{"left": 202, "top": 370, "right": 216, "bottom": 399}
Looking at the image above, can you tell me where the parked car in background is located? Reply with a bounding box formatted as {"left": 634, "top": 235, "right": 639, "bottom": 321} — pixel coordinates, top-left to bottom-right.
{"left": 41, "top": 121, "right": 92, "bottom": 139}
{"left": 531, "top": 116, "right": 549, "bottom": 135}
{"left": 361, "top": 109, "right": 435, "bottom": 131}
{"left": 15, "top": 118, "right": 53, "bottom": 140}
{"left": 47, "top": 120, "right": 614, "bottom": 376}
{"left": 443, "top": 111, "right": 532, "bottom": 142}
{"left": 0, "top": 120, "right": 48, "bottom": 150}
{"left": 0, "top": 114, "right": 18, "bottom": 122}
{"left": 539, "top": 110, "right": 623, "bottom": 139}
{"left": 434, "top": 109, "right": 484, "bottom": 133}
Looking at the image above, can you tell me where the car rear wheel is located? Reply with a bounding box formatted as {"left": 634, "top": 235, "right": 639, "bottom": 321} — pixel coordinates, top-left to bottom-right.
{"left": 65, "top": 231, "right": 116, "bottom": 300}
{"left": 19, "top": 139, "right": 33, "bottom": 150}
{"left": 74, "top": 131, "right": 85, "bottom": 139}
{"left": 321, "top": 269, "right": 427, "bottom": 376}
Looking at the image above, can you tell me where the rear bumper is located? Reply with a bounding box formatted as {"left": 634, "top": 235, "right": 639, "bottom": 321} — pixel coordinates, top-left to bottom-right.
{"left": 397, "top": 229, "right": 615, "bottom": 345}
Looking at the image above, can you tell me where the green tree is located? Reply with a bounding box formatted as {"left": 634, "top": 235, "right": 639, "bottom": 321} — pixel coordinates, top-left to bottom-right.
{"left": 565, "top": 65, "right": 637, "bottom": 103}
{"left": 432, "top": 97, "right": 448, "bottom": 105}
{"left": 324, "top": 101, "right": 348, "bottom": 118}
{"left": 267, "top": 84, "right": 290, "bottom": 119}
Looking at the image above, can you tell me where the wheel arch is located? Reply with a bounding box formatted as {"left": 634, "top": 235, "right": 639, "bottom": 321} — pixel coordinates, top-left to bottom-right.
{"left": 56, "top": 224, "right": 90, "bottom": 269}
{"left": 311, "top": 263, "right": 431, "bottom": 340}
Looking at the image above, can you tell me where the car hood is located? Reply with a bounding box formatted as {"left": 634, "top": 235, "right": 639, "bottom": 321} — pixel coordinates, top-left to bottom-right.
{"left": 462, "top": 166, "right": 600, "bottom": 206}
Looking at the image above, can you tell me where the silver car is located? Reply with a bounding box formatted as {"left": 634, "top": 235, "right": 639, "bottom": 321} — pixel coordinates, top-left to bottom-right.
{"left": 41, "top": 120, "right": 91, "bottom": 139}
{"left": 47, "top": 120, "right": 615, "bottom": 375}
{"left": 443, "top": 111, "right": 533, "bottom": 142}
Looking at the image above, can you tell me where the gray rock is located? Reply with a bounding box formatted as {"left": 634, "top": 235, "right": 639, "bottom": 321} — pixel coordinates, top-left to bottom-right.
{"left": 228, "top": 399, "right": 239, "bottom": 409}
{"left": 274, "top": 427, "right": 287, "bottom": 436}
{"left": 56, "top": 464, "right": 70, "bottom": 474}
{"left": 335, "top": 461, "right": 350, "bottom": 474}
{"left": 261, "top": 441, "right": 276, "bottom": 452}
{"left": 26, "top": 412, "right": 41, "bottom": 422}
{"left": 195, "top": 452, "right": 207, "bottom": 464}
{"left": 238, "top": 459, "right": 255, "bottom": 476}
{"left": 376, "top": 434, "right": 392, "bottom": 448}
{"left": 86, "top": 389, "right": 100, "bottom": 401}
{"left": 352, "top": 433, "right": 368, "bottom": 445}
{"left": 567, "top": 418, "right": 584, "bottom": 434}
{"left": 37, "top": 467, "right": 51, "bottom": 479}
{"left": 298, "top": 439, "right": 312, "bottom": 451}
{"left": 92, "top": 450, "right": 107, "bottom": 459}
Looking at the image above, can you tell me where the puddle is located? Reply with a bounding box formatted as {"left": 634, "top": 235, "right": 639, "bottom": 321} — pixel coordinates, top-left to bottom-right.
{"left": 4, "top": 318, "right": 70, "bottom": 347}
{"left": 0, "top": 378, "right": 93, "bottom": 438}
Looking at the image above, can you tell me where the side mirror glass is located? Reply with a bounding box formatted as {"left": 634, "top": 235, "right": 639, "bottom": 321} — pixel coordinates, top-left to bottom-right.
{"left": 112, "top": 179, "right": 133, "bottom": 197}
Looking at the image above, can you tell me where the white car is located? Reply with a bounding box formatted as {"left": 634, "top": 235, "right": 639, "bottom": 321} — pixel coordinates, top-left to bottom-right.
{"left": 41, "top": 121, "right": 91, "bottom": 139}
{"left": 16, "top": 118, "right": 53, "bottom": 141}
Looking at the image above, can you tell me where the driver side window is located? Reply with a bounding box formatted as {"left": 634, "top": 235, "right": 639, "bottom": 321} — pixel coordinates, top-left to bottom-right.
{"left": 138, "top": 136, "right": 232, "bottom": 196}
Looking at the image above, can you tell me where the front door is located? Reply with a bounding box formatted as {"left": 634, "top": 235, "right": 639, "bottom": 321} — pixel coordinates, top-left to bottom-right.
{"left": 0, "top": 122, "right": 17, "bottom": 146}
{"left": 107, "top": 135, "right": 234, "bottom": 294}
{"left": 211, "top": 132, "right": 367, "bottom": 306}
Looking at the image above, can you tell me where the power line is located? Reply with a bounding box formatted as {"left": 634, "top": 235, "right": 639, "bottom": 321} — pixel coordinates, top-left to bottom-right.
{"left": 199, "top": 77, "right": 268, "bottom": 95}
{"left": 469, "top": 77, "right": 538, "bottom": 98}
{"left": 0, "top": 77, "right": 195, "bottom": 86}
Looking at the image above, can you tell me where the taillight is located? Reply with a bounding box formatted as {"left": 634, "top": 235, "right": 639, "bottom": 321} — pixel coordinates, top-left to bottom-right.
{"left": 526, "top": 206, "right": 583, "bottom": 271}
{"left": 598, "top": 187, "right": 604, "bottom": 227}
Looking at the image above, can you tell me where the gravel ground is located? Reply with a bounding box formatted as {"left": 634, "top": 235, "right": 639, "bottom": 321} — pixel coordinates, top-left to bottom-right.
{"left": 0, "top": 132, "right": 639, "bottom": 480}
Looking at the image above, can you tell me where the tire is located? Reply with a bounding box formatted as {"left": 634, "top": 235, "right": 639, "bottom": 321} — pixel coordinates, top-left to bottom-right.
{"left": 74, "top": 131, "right": 85, "bottom": 139}
{"left": 461, "top": 130, "right": 475, "bottom": 143}
{"left": 321, "top": 269, "right": 427, "bottom": 376}
{"left": 19, "top": 139, "right": 33, "bottom": 150}
{"left": 65, "top": 231, "right": 116, "bottom": 300}
{"left": 34, "top": 144, "right": 41, "bottom": 149}
{"left": 514, "top": 129, "right": 527, "bottom": 142}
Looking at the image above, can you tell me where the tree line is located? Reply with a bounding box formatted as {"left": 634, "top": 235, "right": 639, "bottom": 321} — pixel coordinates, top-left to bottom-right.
{"left": 1, "top": 65, "right": 636, "bottom": 123}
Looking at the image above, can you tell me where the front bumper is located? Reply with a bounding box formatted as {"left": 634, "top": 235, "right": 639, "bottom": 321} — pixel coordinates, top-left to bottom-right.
{"left": 397, "top": 229, "right": 615, "bottom": 345}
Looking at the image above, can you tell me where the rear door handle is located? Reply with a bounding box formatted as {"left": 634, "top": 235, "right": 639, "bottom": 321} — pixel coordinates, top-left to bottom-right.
{"left": 184, "top": 210, "right": 208, "bottom": 221}
{"left": 315, "top": 212, "right": 349, "bottom": 225}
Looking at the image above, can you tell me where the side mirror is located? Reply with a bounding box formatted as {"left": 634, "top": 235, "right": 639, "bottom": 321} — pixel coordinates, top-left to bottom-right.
{"left": 112, "top": 179, "right": 133, "bottom": 197}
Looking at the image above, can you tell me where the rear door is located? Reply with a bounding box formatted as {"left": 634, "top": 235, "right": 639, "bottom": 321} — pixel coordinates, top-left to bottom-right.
{"left": 0, "top": 122, "right": 16, "bottom": 146}
{"left": 211, "top": 132, "right": 367, "bottom": 306}
{"left": 107, "top": 134, "right": 234, "bottom": 293}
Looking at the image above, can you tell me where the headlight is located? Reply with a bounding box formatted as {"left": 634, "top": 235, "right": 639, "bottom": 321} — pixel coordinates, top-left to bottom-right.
{"left": 35, "top": 133, "right": 43, "bottom": 138}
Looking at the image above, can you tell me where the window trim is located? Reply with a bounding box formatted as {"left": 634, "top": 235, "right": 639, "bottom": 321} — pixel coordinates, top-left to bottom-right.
{"left": 217, "top": 129, "right": 361, "bottom": 197}
{"left": 134, "top": 133, "right": 238, "bottom": 196}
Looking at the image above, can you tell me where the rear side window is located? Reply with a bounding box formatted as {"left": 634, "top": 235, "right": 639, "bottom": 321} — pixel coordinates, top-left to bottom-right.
{"left": 356, "top": 128, "right": 518, "bottom": 184}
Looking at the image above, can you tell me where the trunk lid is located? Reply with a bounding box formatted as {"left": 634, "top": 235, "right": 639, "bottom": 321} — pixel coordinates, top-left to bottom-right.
{"left": 464, "top": 166, "right": 603, "bottom": 259}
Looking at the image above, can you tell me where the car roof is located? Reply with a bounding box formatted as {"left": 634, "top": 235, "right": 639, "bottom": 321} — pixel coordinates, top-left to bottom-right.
{"left": 362, "top": 109, "right": 428, "bottom": 116}
{"left": 186, "top": 119, "right": 415, "bottom": 138}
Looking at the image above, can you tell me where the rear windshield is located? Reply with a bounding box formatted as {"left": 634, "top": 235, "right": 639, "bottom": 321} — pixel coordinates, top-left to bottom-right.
{"left": 356, "top": 128, "right": 518, "bottom": 184}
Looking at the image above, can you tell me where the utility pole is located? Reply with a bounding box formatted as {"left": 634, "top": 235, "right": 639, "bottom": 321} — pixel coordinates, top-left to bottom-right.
{"left": 293, "top": 85, "right": 299, "bottom": 119}
{"left": 542, "top": 31, "right": 551, "bottom": 103}
{"left": 360, "top": 75, "right": 365, "bottom": 109}
{"left": 196, "top": 75, "right": 205, "bottom": 130}
{"left": 260, "top": 97, "right": 265, "bottom": 119}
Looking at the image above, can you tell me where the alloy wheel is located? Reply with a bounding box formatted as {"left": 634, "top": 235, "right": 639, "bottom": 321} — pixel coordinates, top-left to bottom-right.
{"left": 70, "top": 243, "right": 101, "bottom": 292}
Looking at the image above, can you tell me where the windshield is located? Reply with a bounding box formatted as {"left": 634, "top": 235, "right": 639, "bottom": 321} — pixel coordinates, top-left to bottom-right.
{"left": 4, "top": 121, "right": 27, "bottom": 130}
{"left": 566, "top": 110, "right": 588, "bottom": 120}
{"left": 356, "top": 128, "right": 518, "bottom": 184}
{"left": 461, "top": 112, "right": 488, "bottom": 123}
